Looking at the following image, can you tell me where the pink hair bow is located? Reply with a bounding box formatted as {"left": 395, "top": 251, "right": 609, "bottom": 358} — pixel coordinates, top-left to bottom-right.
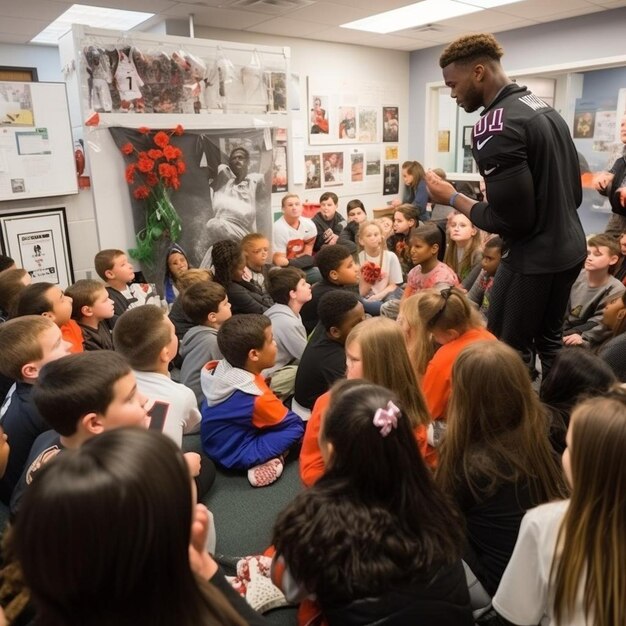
{"left": 372, "top": 401, "right": 400, "bottom": 437}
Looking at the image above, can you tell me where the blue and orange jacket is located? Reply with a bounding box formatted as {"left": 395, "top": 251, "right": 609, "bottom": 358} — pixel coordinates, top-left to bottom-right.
{"left": 200, "top": 360, "right": 304, "bottom": 469}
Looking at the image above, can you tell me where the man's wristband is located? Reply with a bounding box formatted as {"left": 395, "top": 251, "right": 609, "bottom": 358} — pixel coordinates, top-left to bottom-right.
{"left": 449, "top": 192, "right": 460, "bottom": 208}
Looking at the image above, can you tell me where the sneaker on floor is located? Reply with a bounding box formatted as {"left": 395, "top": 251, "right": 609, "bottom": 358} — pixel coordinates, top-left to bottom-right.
{"left": 247, "top": 458, "right": 284, "bottom": 487}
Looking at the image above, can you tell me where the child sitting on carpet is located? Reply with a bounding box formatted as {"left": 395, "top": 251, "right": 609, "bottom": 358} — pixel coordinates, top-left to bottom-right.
{"left": 200, "top": 314, "right": 304, "bottom": 487}
{"left": 272, "top": 380, "right": 472, "bottom": 625}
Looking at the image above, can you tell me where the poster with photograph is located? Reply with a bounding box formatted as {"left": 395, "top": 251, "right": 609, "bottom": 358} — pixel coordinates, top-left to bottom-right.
{"left": 382, "top": 106, "right": 398, "bottom": 142}
{"left": 109, "top": 127, "right": 273, "bottom": 281}
{"left": 358, "top": 107, "right": 378, "bottom": 142}
{"left": 272, "top": 145, "right": 288, "bottom": 193}
{"left": 0, "top": 208, "right": 73, "bottom": 286}
{"left": 351, "top": 153, "right": 364, "bottom": 182}
{"left": 267, "top": 72, "right": 287, "bottom": 112}
{"left": 338, "top": 106, "right": 357, "bottom": 141}
{"left": 383, "top": 163, "right": 399, "bottom": 195}
{"left": 0, "top": 83, "right": 34, "bottom": 126}
{"left": 305, "top": 154, "right": 321, "bottom": 189}
{"left": 310, "top": 94, "right": 330, "bottom": 136}
{"left": 322, "top": 151, "right": 343, "bottom": 186}
{"left": 366, "top": 148, "right": 381, "bottom": 176}
{"left": 438, "top": 130, "right": 450, "bottom": 152}
{"left": 593, "top": 110, "right": 616, "bottom": 142}
{"left": 573, "top": 110, "right": 595, "bottom": 139}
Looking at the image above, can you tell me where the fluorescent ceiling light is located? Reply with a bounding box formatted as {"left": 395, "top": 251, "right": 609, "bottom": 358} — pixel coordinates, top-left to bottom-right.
{"left": 31, "top": 4, "right": 154, "bottom": 45}
{"left": 341, "top": 0, "right": 523, "bottom": 34}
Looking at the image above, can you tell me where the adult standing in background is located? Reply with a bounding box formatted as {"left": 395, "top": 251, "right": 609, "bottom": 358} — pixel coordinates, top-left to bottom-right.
{"left": 426, "top": 33, "right": 586, "bottom": 378}
{"left": 595, "top": 112, "right": 626, "bottom": 237}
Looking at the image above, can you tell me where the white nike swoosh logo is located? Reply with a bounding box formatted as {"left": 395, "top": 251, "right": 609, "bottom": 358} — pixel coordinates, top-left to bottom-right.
{"left": 484, "top": 166, "right": 498, "bottom": 175}
{"left": 476, "top": 136, "right": 493, "bottom": 150}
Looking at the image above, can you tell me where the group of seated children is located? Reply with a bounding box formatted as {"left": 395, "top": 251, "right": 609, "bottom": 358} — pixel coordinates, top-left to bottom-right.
{"left": 2, "top": 179, "right": 626, "bottom": 625}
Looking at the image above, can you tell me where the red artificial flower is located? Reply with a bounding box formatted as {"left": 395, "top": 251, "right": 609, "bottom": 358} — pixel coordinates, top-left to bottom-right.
{"left": 158, "top": 162, "right": 175, "bottom": 179}
{"left": 122, "top": 126, "right": 185, "bottom": 215}
{"left": 137, "top": 158, "right": 155, "bottom": 173}
{"left": 125, "top": 163, "right": 136, "bottom": 184}
{"left": 133, "top": 185, "right": 151, "bottom": 200}
{"left": 153, "top": 131, "right": 170, "bottom": 148}
{"left": 163, "top": 145, "right": 178, "bottom": 161}
{"left": 361, "top": 261, "right": 382, "bottom": 285}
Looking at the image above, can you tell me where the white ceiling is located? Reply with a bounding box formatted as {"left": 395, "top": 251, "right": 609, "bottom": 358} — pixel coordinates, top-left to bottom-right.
{"left": 1, "top": 0, "right": 625, "bottom": 51}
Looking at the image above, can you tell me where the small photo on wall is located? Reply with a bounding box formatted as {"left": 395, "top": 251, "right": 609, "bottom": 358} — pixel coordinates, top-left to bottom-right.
{"left": 272, "top": 145, "right": 288, "bottom": 193}
{"left": 338, "top": 106, "right": 357, "bottom": 140}
{"left": 310, "top": 95, "right": 329, "bottom": 135}
{"left": 385, "top": 145, "right": 398, "bottom": 160}
{"left": 358, "top": 107, "right": 378, "bottom": 142}
{"left": 382, "top": 106, "right": 399, "bottom": 142}
{"left": 304, "top": 154, "right": 321, "bottom": 190}
{"left": 383, "top": 163, "right": 399, "bottom": 195}
{"left": 351, "top": 153, "right": 364, "bottom": 182}
{"left": 366, "top": 147, "right": 381, "bottom": 176}
{"left": 573, "top": 111, "right": 595, "bottom": 138}
{"left": 322, "top": 151, "right": 343, "bottom": 186}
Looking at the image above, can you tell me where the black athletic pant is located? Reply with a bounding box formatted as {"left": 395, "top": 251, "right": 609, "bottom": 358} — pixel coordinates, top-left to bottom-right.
{"left": 487, "top": 262, "right": 583, "bottom": 379}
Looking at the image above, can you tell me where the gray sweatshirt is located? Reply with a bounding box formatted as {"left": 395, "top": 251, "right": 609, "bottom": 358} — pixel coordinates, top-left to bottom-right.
{"left": 180, "top": 325, "right": 222, "bottom": 406}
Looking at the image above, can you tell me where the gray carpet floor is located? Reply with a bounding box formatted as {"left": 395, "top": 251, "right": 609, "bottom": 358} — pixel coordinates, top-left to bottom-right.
{"left": 188, "top": 435, "right": 302, "bottom": 625}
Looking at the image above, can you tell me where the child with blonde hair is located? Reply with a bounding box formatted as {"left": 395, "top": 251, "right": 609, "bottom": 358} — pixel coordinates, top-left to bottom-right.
{"left": 444, "top": 213, "right": 483, "bottom": 288}
{"left": 493, "top": 388, "right": 626, "bottom": 626}
{"left": 300, "top": 316, "right": 434, "bottom": 486}
{"left": 357, "top": 220, "right": 403, "bottom": 313}
{"left": 398, "top": 293, "right": 436, "bottom": 380}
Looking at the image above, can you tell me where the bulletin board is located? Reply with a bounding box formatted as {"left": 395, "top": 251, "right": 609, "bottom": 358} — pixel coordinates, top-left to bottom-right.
{"left": 0, "top": 81, "right": 78, "bottom": 201}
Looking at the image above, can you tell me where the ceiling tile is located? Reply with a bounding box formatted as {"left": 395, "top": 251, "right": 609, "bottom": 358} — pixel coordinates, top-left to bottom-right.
{"left": 244, "top": 16, "right": 328, "bottom": 36}
{"left": 324, "top": 0, "right": 415, "bottom": 10}
{"left": 0, "top": 0, "right": 71, "bottom": 21}
{"left": 161, "top": 4, "right": 272, "bottom": 29}
{"left": 494, "top": 0, "right": 594, "bottom": 18}
{"left": 282, "top": 2, "right": 373, "bottom": 25}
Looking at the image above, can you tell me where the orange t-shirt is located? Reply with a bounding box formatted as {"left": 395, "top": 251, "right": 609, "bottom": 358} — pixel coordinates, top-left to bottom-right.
{"left": 61, "top": 320, "right": 84, "bottom": 353}
{"left": 299, "top": 390, "right": 435, "bottom": 487}
{"left": 422, "top": 326, "right": 496, "bottom": 422}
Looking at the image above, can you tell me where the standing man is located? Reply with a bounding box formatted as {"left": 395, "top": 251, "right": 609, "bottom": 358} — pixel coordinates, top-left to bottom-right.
{"left": 426, "top": 33, "right": 586, "bottom": 377}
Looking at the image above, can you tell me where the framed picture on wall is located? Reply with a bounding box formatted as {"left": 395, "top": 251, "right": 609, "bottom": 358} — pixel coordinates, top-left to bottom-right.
{"left": 463, "top": 126, "right": 473, "bottom": 148}
{"left": 0, "top": 208, "right": 74, "bottom": 287}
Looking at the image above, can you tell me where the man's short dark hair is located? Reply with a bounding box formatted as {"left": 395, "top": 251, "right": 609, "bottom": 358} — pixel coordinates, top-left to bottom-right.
{"left": 33, "top": 352, "right": 132, "bottom": 436}
{"left": 14, "top": 283, "right": 55, "bottom": 317}
{"left": 180, "top": 282, "right": 227, "bottom": 325}
{"left": 484, "top": 235, "right": 504, "bottom": 251}
{"left": 217, "top": 314, "right": 270, "bottom": 370}
{"left": 113, "top": 306, "right": 170, "bottom": 371}
{"left": 317, "top": 290, "right": 359, "bottom": 332}
{"left": 266, "top": 267, "right": 306, "bottom": 305}
{"left": 319, "top": 191, "right": 338, "bottom": 205}
{"left": 315, "top": 244, "right": 352, "bottom": 282}
{"left": 0, "top": 254, "right": 15, "bottom": 272}
{"left": 439, "top": 33, "right": 504, "bottom": 69}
